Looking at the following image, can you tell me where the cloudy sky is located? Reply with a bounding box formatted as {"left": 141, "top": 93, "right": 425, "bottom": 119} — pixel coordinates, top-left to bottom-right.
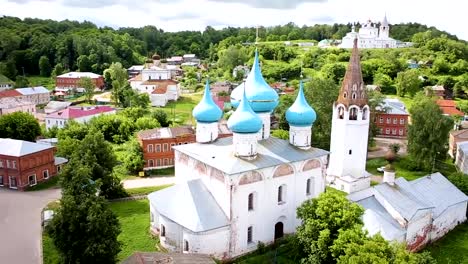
{"left": 1, "top": 0, "right": 465, "bottom": 40}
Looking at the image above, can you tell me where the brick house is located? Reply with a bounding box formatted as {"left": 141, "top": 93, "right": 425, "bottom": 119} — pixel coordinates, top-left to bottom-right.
{"left": 0, "top": 138, "right": 68, "bottom": 191}
{"left": 374, "top": 98, "right": 409, "bottom": 138}
{"left": 436, "top": 99, "right": 464, "bottom": 117}
{"left": 56, "top": 72, "right": 105, "bottom": 90}
{"left": 137, "top": 125, "right": 232, "bottom": 170}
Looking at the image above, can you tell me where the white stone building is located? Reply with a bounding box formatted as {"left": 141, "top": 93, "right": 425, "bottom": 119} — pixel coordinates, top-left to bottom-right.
{"left": 148, "top": 51, "right": 327, "bottom": 259}
{"left": 348, "top": 172, "right": 468, "bottom": 251}
{"left": 327, "top": 38, "right": 371, "bottom": 194}
{"left": 0, "top": 97, "right": 36, "bottom": 116}
{"left": 16, "top": 86, "right": 50, "bottom": 105}
{"left": 455, "top": 141, "right": 468, "bottom": 173}
{"left": 45, "top": 106, "right": 116, "bottom": 130}
{"left": 340, "top": 15, "right": 398, "bottom": 49}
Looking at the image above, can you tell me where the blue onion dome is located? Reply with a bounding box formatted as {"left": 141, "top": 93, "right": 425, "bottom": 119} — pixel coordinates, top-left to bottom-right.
{"left": 286, "top": 81, "right": 317, "bottom": 126}
{"left": 227, "top": 85, "right": 262, "bottom": 133}
{"left": 192, "top": 80, "right": 223, "bottom": 123}
{"left": 230, "top": 49, "right": 279, "bottom": 113}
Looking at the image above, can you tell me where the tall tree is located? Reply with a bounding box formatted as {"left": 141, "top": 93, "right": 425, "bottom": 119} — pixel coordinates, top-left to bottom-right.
{"left": 104, "top": 62, "right": 128, "bottom": 105}
{"left": 395, "top": 69, "right": 421, "bottom": 97}
{"left": 14, "top": 75, "right": 30, "bottom": 88}
{"left": 38, "top": 56, "right": 52, "bottom": 77}
{"left": 408, "top": 94, "right": 453, "bottom": 170}
{"left": 78, "top": 76, "right": 95, "bottom": 103}
{"left": 47, "top": 160, "right": 121, "bottom": 263}
{"left": 0, "top": 112, "right": 41, "bottom": 141}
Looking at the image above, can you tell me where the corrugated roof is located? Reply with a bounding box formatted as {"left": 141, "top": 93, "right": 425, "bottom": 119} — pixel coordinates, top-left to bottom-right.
{"left": 148, "top": 179, "right": 229, "bottom": 232}
{"left": 0, "top": 89, "right": 22, "bottom": 98}
{"left": 379, "top": 98, "right": 408, "bottom": 115}
{"left": 16, "top": 86, "right": 49, "bottom": 95}
{"left": 57, "top": 72, "right": 101, "bottom": 78}
{"left": 173, "top": 137, "right": 328, "bottom": 175}
{"left": 46, "top": 106, "right": 115, "bottom": 119}
{"left": 0, "top": 138, "right": 54, "bottom": 156}
{"left": 374, "top": 179, "right": 433, "bottom": 221}
{"left": 138, "top": 126, "right": 194, "bottom": 140}
{"left": 410, "top": 173, "right": 468, "bottom": 217}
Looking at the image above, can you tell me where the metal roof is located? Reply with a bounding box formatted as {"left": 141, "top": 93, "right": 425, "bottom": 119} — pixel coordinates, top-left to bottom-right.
{"left": 410, "top": 173, "right": 468, "bottom": 218}
{"left": 374, "top": 179, "right": 433, "bottom": 221}
{"left": 148, "top": 179, "right": 229, "bottom": 232}
{"left": 0, "top": 138, "right": 54, "bottom": 157}
{"left": 173, "top": 137, "right": 329, "bottom": 175}
{"left": 377, "top": 98, "right": 408, "bottom": 115}
{"left": 358, "top": 196, "right": 406, "bottom": 240}
{"left": 57, "top": 72, "right": 101, "bottom": 78}
{"left": 16, "top": 86, "right": 50, "bottom": 95}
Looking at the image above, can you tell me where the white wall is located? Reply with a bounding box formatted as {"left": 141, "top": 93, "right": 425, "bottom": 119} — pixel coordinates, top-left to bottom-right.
{"left": 406, "top": 210, "right": 432, "bottom": 251}
{"left": 430, "top": 202, "right": 467, "bottom": 241}
{"left": 183, "top": 227, "right": 230, "bottom": 258}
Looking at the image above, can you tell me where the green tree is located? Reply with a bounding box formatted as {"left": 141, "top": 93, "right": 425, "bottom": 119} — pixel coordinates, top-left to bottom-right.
{"left": 217, "top": 45, "right": 249, "bottom": 72}
{"left": 135, "top": 116, "right": 160, "bottom": 131}
{"left": 51, "top": 63, "right": 64, "bottom": 78}
{"left": 408, "top": 95, "right": 453, "bottom": 170}
{"left": 271, "top": 129, "right": 289, "bottom": 140}
{"left": 447, "top": 172, "right": 468, "bottom": 195}
{"left": 122, "top": 138, "right": 145, "bottom": 173}
{"left": 296, "top": 191, "right": 364, "bottom": 263}
{"left": 373, "top": 73, "right": 394, "bottom": 93}
{"left": 47, "top": 160, "right": 121, "bottom": 263}
{"left": 152, "top": 109, "right": 170, "bottom": 127}
{"left": 14, "top": 75, "right": 30, "bottom": 88}
{"left": 38, "top": 55, "right": 52, "bottom": 77}
{"left": 90, "top": 114, "right": 135, "bottom": 144}
{"left": 104, "top": 62, "right": 129, "bottom": 105}
{"left": 78, "top": 76, "right": 95, "bottom": 103}
{"left": 0, "top": 112, "right": 41, "bottom": 141}
{"left": 321, "top": 63, "right": 346, "bottom": 84}
{"left": 395, "top": 69, "right": 421, "bottom": 97}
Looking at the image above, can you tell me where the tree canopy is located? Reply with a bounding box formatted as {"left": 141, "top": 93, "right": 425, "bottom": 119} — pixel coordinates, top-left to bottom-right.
{"left": 0, "top": 112, "right": 41, "bottom": 141}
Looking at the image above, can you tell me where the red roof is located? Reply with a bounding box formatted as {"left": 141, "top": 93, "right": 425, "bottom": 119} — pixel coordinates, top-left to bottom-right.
{"left": 47, "top": 106, "right": 115, "bottom": 119}
{"left": 0, "top": 90, "right": 22, "bottom": 98}
{"left": 436, "top": 100, "right": 464, "bottom": 116}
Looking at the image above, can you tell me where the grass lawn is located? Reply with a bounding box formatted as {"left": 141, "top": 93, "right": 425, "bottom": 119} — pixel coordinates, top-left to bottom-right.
{"left": 27, "top": 176, "right": 60, "bottom": 191}
{"left": 126, "top": 184, "right": 173, "bottom": 196}
{"left": 366, "top": 157, "right": 430, "bottom": 181}
{"left": 28, "top": 76, "right": 55, "bottom": 90}
{"left": 43, "top": 199, "right": 159, "bottom": 263}
{"left": 426, "top": 222, "right": 468, "bottom": 264}
{"left": 233, "top": 238, "right": 299, "bottom": 264}
{"left": 146, "top": 167, "right": 175, "bottom": 176}
{"left": 158, "top": 94, "right": 202, "bottom": 125}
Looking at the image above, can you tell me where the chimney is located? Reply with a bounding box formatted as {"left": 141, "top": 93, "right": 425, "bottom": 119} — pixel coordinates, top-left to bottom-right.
{"left": 383, "top": 164, "right": 396, "bottom": 186}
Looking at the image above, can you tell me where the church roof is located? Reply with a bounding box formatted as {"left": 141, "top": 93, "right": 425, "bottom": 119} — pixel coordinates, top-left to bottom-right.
{"left": 193, "top": 80, "right": 223, "bottom": 123}
{"left": 382, "top": 14, "right": 389, "bottom": 27}
{"left": 173, "top": 137, "right": 328, "bottom": 175}
{"left": 148, "top": 179, "right": 229, "bottom": 232}
{"left": 230, "top": 50, "right": 279, "bottom": 113}
{"left": 336, "top": 38, "right": 368, "bottom": 108}
{"left": 227, "top": 86, "right": 262, "bottom": 134}
{"left": 286, "top": 80, "right": 316, "bottom": 127}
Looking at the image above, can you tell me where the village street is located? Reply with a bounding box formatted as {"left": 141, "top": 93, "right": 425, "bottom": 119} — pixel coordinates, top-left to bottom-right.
{"left": 0, "top": 188, "right": 61, "bottom": 264}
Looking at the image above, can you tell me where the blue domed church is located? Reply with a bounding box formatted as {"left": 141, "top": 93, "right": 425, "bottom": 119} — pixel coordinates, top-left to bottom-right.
{"left": 148, "top": 50, "right": 328, "bottom": 259}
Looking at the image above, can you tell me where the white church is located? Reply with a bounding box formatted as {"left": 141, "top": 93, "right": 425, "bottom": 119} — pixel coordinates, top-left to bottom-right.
{"left": 340, "top": 15, "right": 398, "bottom": 49}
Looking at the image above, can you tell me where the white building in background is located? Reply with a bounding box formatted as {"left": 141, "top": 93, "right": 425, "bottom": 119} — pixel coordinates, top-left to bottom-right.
{"left": 327, "top": 38, "right": 371, "bottom": 194}
{"left": 0, "top": 97, "right": 36, "bottom": 116}
{"left": 45, "top": 106, "right": 116, "bottom": 130}
{"left": 340, "top": 15, "right": 399, "bottom": 49}
{"left": 16, "top": 86, "right": 50, "bottom": 105}
{"left": 148, "top": 51, "right": 327, "bottom": 259}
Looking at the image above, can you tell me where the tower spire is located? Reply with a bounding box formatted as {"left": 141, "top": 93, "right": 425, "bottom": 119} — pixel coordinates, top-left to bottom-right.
{"left": 336, "top": 38, "right": 367, "bottom": 108}
{"left": 255, "top": 25, "right": 259, "bottom": 45}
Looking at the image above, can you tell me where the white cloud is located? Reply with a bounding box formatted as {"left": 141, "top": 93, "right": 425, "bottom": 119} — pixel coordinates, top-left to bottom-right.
{"left": 0, "top": 0, "right": 465, "bottom": 40}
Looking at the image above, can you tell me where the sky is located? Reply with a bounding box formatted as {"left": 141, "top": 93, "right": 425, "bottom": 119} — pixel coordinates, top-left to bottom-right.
{"left": 1, "top": 0, "right": 466, "bottom": 40}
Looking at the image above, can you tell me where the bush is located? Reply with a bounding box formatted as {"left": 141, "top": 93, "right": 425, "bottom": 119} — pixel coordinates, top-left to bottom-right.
{"left": 398, "top": 156, "right": 421, "bottom": 171}
{"left": 257, "top": 241, "right": 266, "bottom": 254}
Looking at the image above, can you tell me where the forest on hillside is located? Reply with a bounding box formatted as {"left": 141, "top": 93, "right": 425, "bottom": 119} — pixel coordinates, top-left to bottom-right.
{"left": 0, "top": 16, "right": 462, "bottom": 81}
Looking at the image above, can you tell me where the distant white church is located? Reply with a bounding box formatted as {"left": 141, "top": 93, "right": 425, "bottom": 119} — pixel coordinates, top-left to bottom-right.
{"left": 148, "top": 50, "right": 328, "bottom": 259}
{"left": 340, "top": 15, "right": 398, "bottom": 49}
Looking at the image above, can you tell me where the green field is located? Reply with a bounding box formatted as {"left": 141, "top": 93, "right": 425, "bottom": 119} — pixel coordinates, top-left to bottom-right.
{"left": 366, "top": 157, "right": 430, "bottom": 181}
{"left": 126, "top": 184, "right": 173, "bottom": 196}
{"left": 43, "top": 199, "right": 159, "bottom": 263}
{"left": 426, "top": 223, "right": 468, "bottom": 264}
{"left": 157, "top": 94, "right": 202, "bottom": 125}
{"left": 28, "top": 76, "right": 55, "bottom": 90}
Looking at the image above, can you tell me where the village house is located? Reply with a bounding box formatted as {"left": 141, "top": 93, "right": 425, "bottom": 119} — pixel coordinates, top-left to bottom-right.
{"left": 167, "top": 56, "right": 184, "bottom": 65}
{"left": 374, "top": 98, "right": 409, "bottom": 138}
{"left": 0, "top": 74, "right": 14, "bottom": 91}
{"left": 137, "top": 125, "right": 232, "bottom": 170}
{"left": 348, "top": 172, "right": 468, "bottom": 251}
{"left": 0, "top": 138, "right": 68, "bottom": 191}
{"left": 436, "top": 99, "right": 464, "bottom": 117}
{"left": 44, "top": 101, "right": 72, "bottom": 114}
{"left": 127, "top": 65, "right": 144, "bottom": 79}
{"left": 45, "top": 106, "right": 116, "bottom": 130}
{"left": 0, "top": 89, "right": 22, "bottom": 100}
{"left": 0, "top": 97, "right": 36, "bottom": 116}
{"left": 449, "top": 129, "right": 468, "bottom": 159}
{"left": 16, "top": 86, "right": 50, "bottom": 105}
{"left": 455, "top": 141, "right": 468, "bottom": 174}
{"left": 55, "top": 72, "right": 105, "bottom": 90}
{"left": 427, "top": 85, "right": 445, "bottom": 97}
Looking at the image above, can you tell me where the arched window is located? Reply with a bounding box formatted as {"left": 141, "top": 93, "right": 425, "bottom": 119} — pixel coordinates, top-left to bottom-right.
{"left": 343, "top": 92, "right": 347, "bottom": 99}
{"left": 362, "top": 108, "right": 368, "bottom": 120}
{"left": 161, "top": 224, "right": 166, "bottom": 237}
{"left": 352, "top": 84, "right": 357, "bottom": 91}
{"left": 247, "top": 226, "right": 253, "bottom": 243}
{"left": 306, "top": 178, "right": 312, "bottom": 195}
{"left": 148, "top": 159, "right": 154, "bottom": 167}
{"left": 248, "top": 193, "right": 254, "bottom": 211}
{"left": 352, "top": 93, "right": 357, "bottom": 100}
{"left": 184, "top": 240, "right": 189, "bottom": 252}
{"left": 338, "top": 106, "right": 344, "bottom": 120}
{"left": 349, "top": 108, "right": 358, "bottom": 120}
{"left": 278, "top": 185, "right": 286, "bottom": 204}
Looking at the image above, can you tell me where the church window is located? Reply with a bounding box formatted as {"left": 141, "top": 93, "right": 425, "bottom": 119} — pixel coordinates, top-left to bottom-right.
{"left": 349, "top": 149, "right": 352, "bottom": 155}
{"left": 306, "top": 178, "right": 312, "bottom": 195}
{"left": 338, "top": 107, "right": 344, "bottom": 119}
{"left": 362, "top": 108, "right": 368, "bottom": 120}
{"left": 278, "top": 185, "right": 286, "bottom": 204}
{"left": 184, "top": 240, "right": 189, "bottom": 252}
{"left": 352, "top": 84, "right": 357, "bottom": 91}
{"left": 349, "top": 108, "right": 358, "bottom": 120}
{"left": 352, "top": 93, "right": 357, "bottom": 100}
{"left": 392, "top": 129, "right": 397, "bottom": 135}
{"left": 247, "top": 226, "right": 253, "bottom": 243}
{"left": 161, "top": 224, "right": 166, "bottom": 237}
{"left": 386, "top": 128, "right": 390, "bottom": 134}
{"left": 399, "top": 129, "right": 404, "bottom": 136}
{"left": 248, "top": 193, "right": 254, "bottom": 211}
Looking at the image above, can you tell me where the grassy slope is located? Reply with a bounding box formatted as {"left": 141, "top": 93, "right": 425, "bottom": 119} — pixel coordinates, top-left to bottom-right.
{"left": 28, "top": 76, "right": 55, "bottom": 90}
{"left": 158, "top": 94, "right": 201, "bottom": 125}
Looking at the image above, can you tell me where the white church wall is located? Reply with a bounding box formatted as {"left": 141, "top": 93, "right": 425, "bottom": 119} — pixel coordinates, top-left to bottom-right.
{"left": 202, "top": 166, "right": 231, "bottom": 219}
{"left": 405, "top": 209, "right": 432, "bottom": 252}
{"left": 430, "top": 202, "right": 467, "bottom": 242}
{"left": 183, "top": 227, "right": 230, "bottom": 258}
{"left": 159, "top": 215, "right": 183, "bottom": 252}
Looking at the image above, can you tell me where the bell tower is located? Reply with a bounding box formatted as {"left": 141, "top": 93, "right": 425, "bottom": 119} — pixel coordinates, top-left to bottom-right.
{"left": 379, "top": 14, "right": 390, "bottom": 39}
{"left": 327, "top": 38, "right": 370, "bottom": 194}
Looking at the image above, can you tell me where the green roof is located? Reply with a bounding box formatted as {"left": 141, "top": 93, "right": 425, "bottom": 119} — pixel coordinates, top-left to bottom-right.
{"left": 0, "top": 74, "right": 13, "bottom": 84}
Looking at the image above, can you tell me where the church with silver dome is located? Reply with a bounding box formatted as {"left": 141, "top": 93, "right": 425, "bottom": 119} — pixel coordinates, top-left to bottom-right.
{"left": 148, "top": 48, "right": 329, "bottom": 259}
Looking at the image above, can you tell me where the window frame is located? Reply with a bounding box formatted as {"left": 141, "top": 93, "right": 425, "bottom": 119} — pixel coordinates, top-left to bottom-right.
{"left": 248, "top": 193, "right": 254, "bottom": 211}
{"left": 306, "top": 178, "right": 312, "bottom": 196}
{"left": 147, "top": 144, "right": 154, "bottom": 153}
{"left": 247, "top": 226, "right": 253, "bottom": 244}
{"left": 28, "top": 174, "right": 37, "bottom": 186}
{"left": 160, "top": 224, "right": 166, "bottom": 237}
{"left": 0, "top": 175, "right": 3, "bottom": 186}
{"left": 43, "top": 169, "right": 49, "bottom": 179}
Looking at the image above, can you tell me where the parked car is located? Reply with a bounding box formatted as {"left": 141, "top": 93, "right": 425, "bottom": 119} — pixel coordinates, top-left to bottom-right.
{"left": 377, "top": 166, "right": 386, "bottom": 172}
{"left": 42, "top": 210, "right": 54, "bottom": 228}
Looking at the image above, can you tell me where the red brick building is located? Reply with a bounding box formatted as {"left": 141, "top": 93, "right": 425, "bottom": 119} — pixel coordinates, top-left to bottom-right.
{"left": 374, "top": 98, "right": 409, "bottom": 138}
{"left": 137, "top": 125, "right": 232, "bottom": 170}
{"left": 56, "top": 72, "right": 105, "bottom": 90}
{"left": 0, "top": 139, "right": 68, "bottom": 191}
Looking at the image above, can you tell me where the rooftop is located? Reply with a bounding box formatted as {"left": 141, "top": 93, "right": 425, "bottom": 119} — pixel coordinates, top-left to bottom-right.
{"left": 378, "top": 98, "right": 408, "bottom": 115}
{"left": 0, "top": 89, "right": 22, "bottom": 98}
{"left": 173, "top": 136, "right": 328, "bottom": 175}
{"left": 46, "top": 106, "right": 115, "bottom": 119}
{"left": 0, "top": 74, "right": 13, "bottom": 84}
{"left": 0, "top": 138, "right": 54, "bottom": 157}
{"left": 16, "top": 86, "right": 50, "bottom": 95}
{"left": 148, "top": 179, "right": 229, "bottom": 232}
{"left": 436, "top": 99, "right": 464, "bottom": 116}
{"left": 57, "top": 72, "right": 102, "bottom": 79}
{"left": 138, "top": 126, "right": 194, "bottom": 140}
{"left": 450, "top": 129, "right": 468, "bottom": 140}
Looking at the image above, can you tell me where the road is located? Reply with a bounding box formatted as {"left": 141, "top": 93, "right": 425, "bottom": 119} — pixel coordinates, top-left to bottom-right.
{"left": 367, "top": 137, "right": 407, "bottom": 159}
{"left": 0, "top": 188, "right": 61, "bottom": 264}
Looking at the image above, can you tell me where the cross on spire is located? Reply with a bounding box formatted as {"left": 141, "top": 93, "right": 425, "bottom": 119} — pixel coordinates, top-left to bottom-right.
{"left": 255, "top": 25, "right": 259, "bottom": 45}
